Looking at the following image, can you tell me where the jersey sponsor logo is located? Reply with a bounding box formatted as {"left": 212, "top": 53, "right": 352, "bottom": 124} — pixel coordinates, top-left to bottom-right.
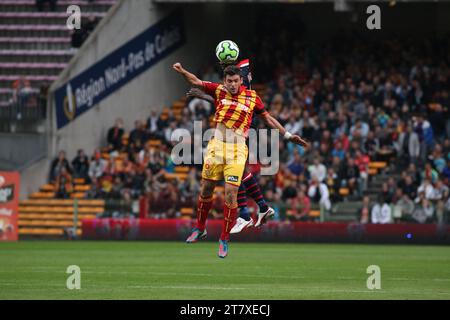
{"left": 220, "top": 99, "right": 250, "bottom": 112}
{"left": 226, "top": 175, "right": 239, "bottom": 183}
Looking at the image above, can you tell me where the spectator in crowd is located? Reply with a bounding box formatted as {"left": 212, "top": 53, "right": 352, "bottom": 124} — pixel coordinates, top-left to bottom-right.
{"left": 70, "top": 28, "right": 85, "bottom": 49}
{"left": 179, "top": 168, "right": 200, "bottom": 208}
{"left": 281, "top": 179, "right": 297, "bottom": 201}
{"left": 431, "top": 179, "right": 449, "bottom": 224}
{"left": 442, "top": 160, "right": 450, "bottom": 183}
{"left": 289, "top": 188, "right": 311, "bottom": 221}
{"left": 11, "top": 76, "right": 33, "bottom": 117}
{"left": 340, "top": 157, "right": 360, "bottom": 197}
{"left": 55, "top": 167, "right": 72, "bottom": 199}
{"left": 113, "top": 154, "right": 135, "bottom": 179}
{"left": 149, "top": 175, "right": 178, "bottom": 218}
{"left": 88, "top": 149, "right": 107, "bottom": 180}
{"left": 86, "top": 176, "right": 102, "bottom": 199}
{"left": 396, "top": 124, "right": 420, "bottom": 166}
{"left": 110, "top": 176, "right": 124, "bottom": 200}
{"left": 147, "top": 110, "right": 159, "bottom": 136}
{"left": 393, "top": 189, "right": 415, "bottom": 222}
{"left": 358, "top": 196, "right": 371, "bottom": 224}
{"left": 354, "top": 150, "right": 370, "bottom": 193}
{"left": 331, "top": 141, "right": 345, "bottom": 161}
{"left": 49, "top": 151, "right": 72, "bottom": 183}
{"left": 308, "top": 157, "right": 326, "bottom": 183}
{"left": 107, "top": 118, "right": 124, "bottom": 152}
{"left": 287, "top": 152, "right": 305, "bottom": 178}
{"left": 129, "top": 120, "right": 147, "bottom": 152}
{"left": 413, "top": 193, "right": 435, "bottom": 223}
{"left": 70, "top": 14, "right": 100, "bottom": 48}
{"left": 164, "top": 121, "right": 178, "bottom": 145}
{"left": 371, "top": 196, "right": 392, "bottom": 224}
{"left": 308, "top": 176, "right": 331, "bottom": 212}
{"left": 72, "top": 149, "right": 90, "bottom": 182}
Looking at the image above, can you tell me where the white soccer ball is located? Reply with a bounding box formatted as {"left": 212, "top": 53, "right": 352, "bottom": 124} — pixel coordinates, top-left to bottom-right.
{"left": 215, "top": 40, "right": 240, "bottom": 63}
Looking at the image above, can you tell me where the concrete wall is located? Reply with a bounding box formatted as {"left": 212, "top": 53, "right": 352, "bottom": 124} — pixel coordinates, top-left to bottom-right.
{"left": 0, "top": 133, "right": 47, "bottom": 170}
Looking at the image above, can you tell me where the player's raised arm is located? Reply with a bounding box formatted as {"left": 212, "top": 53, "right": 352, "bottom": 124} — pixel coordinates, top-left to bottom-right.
{"left": 172, "top": 62, "right": 203, "bottom": 87}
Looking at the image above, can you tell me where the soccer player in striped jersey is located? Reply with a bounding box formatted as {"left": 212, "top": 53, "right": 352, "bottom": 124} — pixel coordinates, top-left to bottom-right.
{"left": 187, "top": 59, "right": 276, "bottom": 233}
{"left": 173, "top": 62, "right": 307, "bottom": 258}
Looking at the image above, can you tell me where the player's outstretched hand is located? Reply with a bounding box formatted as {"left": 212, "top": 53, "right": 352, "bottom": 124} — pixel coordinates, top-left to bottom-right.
{"left": 186, "top": 88, "right": 204, "bottom": 99}
{"left": 290, "top": 135, "right": 309, "bottom": 148}
{"left": 173, "top": 62, "right": 183, "bottom": 73}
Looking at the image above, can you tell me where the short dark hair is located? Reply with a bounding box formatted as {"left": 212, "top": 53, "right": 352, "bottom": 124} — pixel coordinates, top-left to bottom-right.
{"left": 223, "top": 65, "right": 242, "bottom": 78}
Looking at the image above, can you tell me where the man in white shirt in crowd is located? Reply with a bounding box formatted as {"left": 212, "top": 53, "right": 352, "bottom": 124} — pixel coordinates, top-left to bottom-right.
{"left": 308, "top": 157, "right": 327, "bottom": 183}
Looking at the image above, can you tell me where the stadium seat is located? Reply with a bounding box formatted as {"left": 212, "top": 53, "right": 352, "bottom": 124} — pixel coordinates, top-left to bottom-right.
{"left": 40, "top": 183, "right": 55, "bottom": 192}
{"left": 369, "top": 162, "right": 387, "bottom": 169}
{"left": 101, "top": 152, "right": 110, "bottom": 159}
{"left": 165, "top": 172, "right": 188, "bottom": 181}
{"left": 74, "top": 185, "right": 90, "bottom": 192}
{"left": 175, "top": 166, "right": 190, "bottom": 173}
{"left": 339, "top": 188, "right": 350, "bottom": 196}
{"left": 172, "top": 101, "right": 185, "bottom": 109}
{"left": 309, "top": 210, "right": 321, "bottom": 218}
{"left": 148, "top": 140, "right": 162, "bottom": 147}
{"left": 73, "top": 178, "right": 85, "bottom": 185}
{"left": 30, "top": 192, "right": 55, "bottom": 199}
{"left": 181, "top": 208, "right": 193, "bottom": 217}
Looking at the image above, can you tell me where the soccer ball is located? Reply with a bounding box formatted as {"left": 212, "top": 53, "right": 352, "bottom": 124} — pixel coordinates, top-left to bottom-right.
{"left": 215, "top": 40, "right": 239, "bottom": 63}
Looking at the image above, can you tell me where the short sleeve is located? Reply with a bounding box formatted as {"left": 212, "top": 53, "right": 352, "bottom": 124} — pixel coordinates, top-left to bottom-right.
{"left": 254, "top": 95, "right": 267, "bottom": 114}
{"left": 201, "top": 81, "right": 220, "bottom": 97}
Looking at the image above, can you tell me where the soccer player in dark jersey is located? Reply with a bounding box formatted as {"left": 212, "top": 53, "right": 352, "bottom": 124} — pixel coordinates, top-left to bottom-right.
{"left": 187, "top": 58, "right": 277, "bottom": 233}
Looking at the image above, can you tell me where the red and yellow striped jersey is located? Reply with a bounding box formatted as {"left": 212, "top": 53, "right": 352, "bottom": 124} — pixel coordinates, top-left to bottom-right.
{"left": 201, "top": 81, "right": 267, "bottom": 137}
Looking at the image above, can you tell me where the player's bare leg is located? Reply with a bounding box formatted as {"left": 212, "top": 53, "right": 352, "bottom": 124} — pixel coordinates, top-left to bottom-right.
{"left": 186, "top": 178, "right": 216, "bottom": 243}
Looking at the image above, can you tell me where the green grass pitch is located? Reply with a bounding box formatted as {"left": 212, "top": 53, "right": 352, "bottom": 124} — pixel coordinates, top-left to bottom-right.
{"left": 0, "top": 241, "right": 449, "bottom": 300}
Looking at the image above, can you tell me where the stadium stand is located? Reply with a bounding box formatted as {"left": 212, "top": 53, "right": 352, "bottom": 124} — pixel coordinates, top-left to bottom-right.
{"left": 0, "top": 0, "right": 115, "bottom": 111}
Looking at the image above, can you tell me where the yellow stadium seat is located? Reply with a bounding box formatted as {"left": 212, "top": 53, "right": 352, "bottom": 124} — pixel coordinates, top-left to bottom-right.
{"left": 172, "top": 101, "right": 185, "bottom": 109}
{"left": 71, "top": 192, "right": 86, "bottom": 199}
{"left": 74, "top": 178, "right": 85, "bottom": 185}
{"left": 40, "top": 184, "right": 55, "bottom": 192}
{"left": 180, "top": 208, "right": 193, "bottom": 217}
{"left": 74, "top": 185, "right": 90, "bottom": 192}
{"left": 369, "top": 162, "right": 387, "bottom": 169}
{"left": 309, "top": 210, "right": 321, "bottom": 218}
{"left": 175, "top": 166, "right": 190, "bottom": 173}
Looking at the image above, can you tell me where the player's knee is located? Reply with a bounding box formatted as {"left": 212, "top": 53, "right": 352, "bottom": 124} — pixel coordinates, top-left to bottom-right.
{"left": 224, "top": 187, "right": 238, "bottom": 206}
{"left": 200, "top": 180, "right": 215, "bottom": 198}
